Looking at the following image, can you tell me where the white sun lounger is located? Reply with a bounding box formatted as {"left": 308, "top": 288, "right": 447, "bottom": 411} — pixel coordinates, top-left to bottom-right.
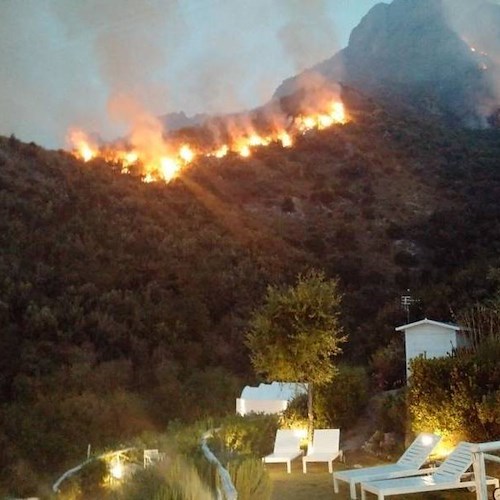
{"left": 333, "top": 432, "right": 440, "bottom": 499}
{"left": 263, "top": 429, "right": 303, "bottom": 473}
{"left": 303, "top": 428, "right": 342, "bottom": 473}
{"left": 360, "top": 441, "right": 499, "bottom": 499}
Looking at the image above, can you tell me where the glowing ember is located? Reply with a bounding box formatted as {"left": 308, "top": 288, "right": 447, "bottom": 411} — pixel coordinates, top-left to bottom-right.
{"left": 278, "top": 132, "right": 292, "bottom": 148}
{"left": 122, "top": 151, "right": 138, "bottom": 165}
{"left": 238, "top": 145, "right": 251, "bottom": 158}
{"left": 179, "top": 144, "right": 195, "bottom": 163}
{"left": 68, "top": 100, "right": 347, "bottom": 182}
{"left": 160, "top": 157, "right": 181, "bottom": 181}
{"left": 212, "top": 144, "right": 229, "bottom": 158}
{"left": 330, "top": 102, "right": 346, "bottom": 123}
{"left": 248, "top": 134, "right": 271, "bottom": 147}
{"left": 68, "top": 129, "right": 97, "bottom": 162}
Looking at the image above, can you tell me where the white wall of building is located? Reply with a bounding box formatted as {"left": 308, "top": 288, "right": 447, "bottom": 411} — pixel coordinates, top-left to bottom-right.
{"left": 396, "top": 319, "right": 465, "bottom": 380}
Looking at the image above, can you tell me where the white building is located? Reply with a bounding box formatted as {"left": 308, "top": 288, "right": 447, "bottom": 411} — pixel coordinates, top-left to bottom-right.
{"left": 396, "top": 318, "right": 468, "bottom": 379}
{"left": 236, "top": 382, "right": 306, "bottom": 416}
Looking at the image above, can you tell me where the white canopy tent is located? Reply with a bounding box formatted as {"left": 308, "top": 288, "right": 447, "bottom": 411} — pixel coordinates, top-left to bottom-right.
{"left": 236, "top": 382, "right": 307, "bottom": 416}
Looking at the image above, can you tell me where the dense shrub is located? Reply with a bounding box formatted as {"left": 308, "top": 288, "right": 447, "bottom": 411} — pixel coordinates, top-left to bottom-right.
{"left": 408, "top": 347, "right": 500, "bottom": 448}
{"left": 370, "top": 338, "right": 406, "bottom": 390}
{"left": 212, "top": 414, "right": 279, "bottom": 459}
{"left": 375, "top": 389, "right": 407, "bottom": 435}
{"left": 281, "top": 366, "right": 369, "bottom": 430}
{"left": 228, "top": 457, "right": 272, "bottom": 500}
{"left": 315, "top": 365, "right": 369, "bottom": 428}
{"left": 118, "top": 457, "right": 214, "bottom": 500}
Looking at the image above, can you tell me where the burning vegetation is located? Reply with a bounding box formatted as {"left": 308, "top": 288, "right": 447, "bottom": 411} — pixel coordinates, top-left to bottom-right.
{"left": 68, "top": 91, "right": 347, "bottom": 183}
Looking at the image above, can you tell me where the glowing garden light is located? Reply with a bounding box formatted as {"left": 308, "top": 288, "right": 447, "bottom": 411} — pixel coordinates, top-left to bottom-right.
{"left": 110, "top": 457, "right": 123, "bottom": 480}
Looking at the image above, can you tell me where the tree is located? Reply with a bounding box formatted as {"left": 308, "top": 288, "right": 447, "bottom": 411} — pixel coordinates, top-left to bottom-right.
{"left": 245, "top": 270, "right": 347, "bottom": 441}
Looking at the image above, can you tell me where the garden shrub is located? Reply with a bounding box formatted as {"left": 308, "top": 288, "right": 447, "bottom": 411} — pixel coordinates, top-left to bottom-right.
{"left": 279, "top": 394, "right": 308, "bottom": 433}
{"left": 79, "top": 459, "right": 107, "bottom": 498}
{"left": 280, "top": 366, "right": 369, "bottom": 430}
{"left": 118, "top": 457, "right": 214, "bottom": 500}
{"left": 370, "top": 339, "right": 406, "bottom": 390}
{"left": 408, "top": 348, "right": 500, "bottom": 449}
{"left": 375, "top": 389, "right": 407, "bottom": 435}
{"left": 315, "top": 365, "right": 369, "bottom": 429}
{"left": 228, "top": 457, "right": 272, "bottom": 500}
{"left": 213, "top": 414, "right": 279, "bottom": 459}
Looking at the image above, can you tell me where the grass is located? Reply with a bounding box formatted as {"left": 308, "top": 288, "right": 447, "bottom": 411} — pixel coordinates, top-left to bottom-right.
{"left": 268, "top": 450, "right": 499, "bottom": 500}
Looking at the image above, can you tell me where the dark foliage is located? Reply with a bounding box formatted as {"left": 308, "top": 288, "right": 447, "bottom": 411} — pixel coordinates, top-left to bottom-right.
{"left": 1, "top": 94, "right": 500, "bottom": 494}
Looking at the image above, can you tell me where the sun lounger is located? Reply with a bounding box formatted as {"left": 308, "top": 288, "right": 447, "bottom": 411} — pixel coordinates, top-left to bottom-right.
{"left": 303, "top": 428, "right": 342, "bottom": 473}
{"left": 360, "top": 441, "right": 499, "bottom": 499}
{"left": 263, "top": 429, "right": 303, "bottom": 473}
{"left": 333, "top": 432, "right": 440, "bottom": 499}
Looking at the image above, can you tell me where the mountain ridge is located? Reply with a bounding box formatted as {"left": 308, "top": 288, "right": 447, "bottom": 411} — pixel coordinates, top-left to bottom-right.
{"left": 274, "top": 0, "right": 500, "bottom": 127}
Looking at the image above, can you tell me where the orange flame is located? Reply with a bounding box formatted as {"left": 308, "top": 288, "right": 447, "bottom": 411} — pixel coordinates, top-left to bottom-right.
{"left": 67, "top": 129, "right": 97, "bottom": 162}
{"left": 68, "top": 99, "right": 348, "bottom": 182}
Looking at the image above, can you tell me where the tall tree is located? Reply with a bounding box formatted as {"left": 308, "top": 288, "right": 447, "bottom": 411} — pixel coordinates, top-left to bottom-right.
{"left": 245, "top": 270, "right": 347, "bottom": 441}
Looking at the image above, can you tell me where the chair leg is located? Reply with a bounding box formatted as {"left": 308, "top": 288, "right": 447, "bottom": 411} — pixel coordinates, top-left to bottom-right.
{"left": 333, "top": 476, "right": 339, "bottom": 493}
{"left": 287, "top": 460, "right": 291, "bottom": 473}
{"left": 350, "top": 481, "right": 357, "bottom": 500}
{"left": 328, "top": 460, "right": 333, "bottom": 474}
{"left": 302, "top": 459, "right": 307, "bottom": 473}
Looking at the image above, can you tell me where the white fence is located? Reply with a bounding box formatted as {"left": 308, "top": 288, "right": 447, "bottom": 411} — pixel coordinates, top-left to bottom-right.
{"left": 200, "top": 430, "right": 237, "bottom": 500}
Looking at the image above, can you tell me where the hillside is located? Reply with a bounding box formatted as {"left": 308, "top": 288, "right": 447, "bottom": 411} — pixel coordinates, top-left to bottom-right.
{"left": 1, "top": 88, "right": 500, "bottom": 494}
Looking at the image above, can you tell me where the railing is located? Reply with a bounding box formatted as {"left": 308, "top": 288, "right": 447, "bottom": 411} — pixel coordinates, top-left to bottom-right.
{"left": 471, "top": 440, "right": 500, "bottom": 500}
{"left": 200, "top": 430, "right": 238, "bottom": 500}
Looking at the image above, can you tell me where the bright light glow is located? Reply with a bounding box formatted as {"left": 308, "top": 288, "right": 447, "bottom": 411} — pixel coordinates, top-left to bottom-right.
{"left": 421, "top": 434, "right": 435, "bottom": 447}
{"left": 160, "top": 157, "right": 181, "bottom": 181}
{"left": 67, "top": 128, "right": 97, "bottom": 162}
{"left": 110, "top": 460, "right": 123, "bottom": 480}
{"left": 213, "top": 144, "right": 228, "bottom": 158}
{"left": 179, "top": 144, "right": 195, "bottom": 163}
{"left": 432, "top": 441, "right": 455, "bottom": 458}
{"left": 122, "top": 151, "right": 138, "bottom": 165}
{"left": 278, "top": 132, "right": 292, "bottom": 147}
{"left": 292, "top": 428, "right": 308, "bottom": 438}
{"left": 239, "top": 145, "right": 251, "bottom": 158}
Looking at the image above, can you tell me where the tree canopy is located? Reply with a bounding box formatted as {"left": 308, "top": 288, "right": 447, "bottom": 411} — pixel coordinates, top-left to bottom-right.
{"left": 246, "top": 270, "right": 347, "bottom": 438}
{"left": 246, "top": 270, "right": 346, "bottom": 385}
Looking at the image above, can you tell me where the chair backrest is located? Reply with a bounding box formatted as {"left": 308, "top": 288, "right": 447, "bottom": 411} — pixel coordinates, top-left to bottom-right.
{"left": 397, "top": 433, "right": 441, "bottom": 468}
{"left": 310, "top": 429, "right": 340, "bottom": 454}
{"left": 273, "top": 429, "right": 302, "bottom": 454}
{"left": 432, "top": 442, "right": 474, "bottom": 484}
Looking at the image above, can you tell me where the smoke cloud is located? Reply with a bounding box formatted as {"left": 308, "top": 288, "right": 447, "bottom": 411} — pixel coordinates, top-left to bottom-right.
{"left": 0, "top": 0, "right": 362, "bottom": 148}
{"left": 277, "top": 0, "right": 339, "bottom": 73}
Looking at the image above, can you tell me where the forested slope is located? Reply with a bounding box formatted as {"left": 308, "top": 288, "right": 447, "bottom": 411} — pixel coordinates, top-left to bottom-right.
{"left": 1, "top": 91, "right": 500, "bottom": 493}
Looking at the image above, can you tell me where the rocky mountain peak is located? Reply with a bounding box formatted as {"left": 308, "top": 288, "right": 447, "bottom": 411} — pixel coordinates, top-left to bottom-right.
{"left": 274, "top": 0, "right": 500, "bottom": 126}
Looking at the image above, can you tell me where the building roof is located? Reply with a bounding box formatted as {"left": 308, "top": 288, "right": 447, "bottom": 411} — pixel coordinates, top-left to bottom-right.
{"left": 395, "top": 318, "right": 461, "bottom": 332}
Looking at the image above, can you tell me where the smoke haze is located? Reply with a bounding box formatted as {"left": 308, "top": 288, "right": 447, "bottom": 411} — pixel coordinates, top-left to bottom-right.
{"left": 442, "top": 0, "right": 500, "bottom": 114}
{"left": 0, "top": 0, "right": 370, "bottom": 148}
